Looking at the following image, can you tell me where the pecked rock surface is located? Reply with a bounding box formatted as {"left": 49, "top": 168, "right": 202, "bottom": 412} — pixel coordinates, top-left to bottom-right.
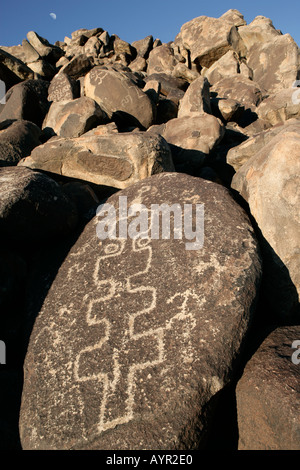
{"left": 19, "top": 132, "right": 174, "bottom": 189}
{"left": 19, "top": 172, "right": 261, "bottom": 450}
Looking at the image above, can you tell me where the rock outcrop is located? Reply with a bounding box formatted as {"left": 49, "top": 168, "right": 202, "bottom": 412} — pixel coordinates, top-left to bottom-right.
{"left": 0, "top": 8, "right": 299, "bottom": 451}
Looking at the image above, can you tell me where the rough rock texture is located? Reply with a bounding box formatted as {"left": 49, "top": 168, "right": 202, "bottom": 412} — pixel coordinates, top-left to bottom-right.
{"left": 19, "top": 172, "right": 261, "bottom": 450}
{"left": 246, "top": 34, "right": 300, "bottom": 94}
{"left": 0, "top": 120, "right": 41, "bottom": 167}
{"left": 19, "top": 132, "right": 175, "bottom": 189}
{"left": 237, "top": 16, "right": 281, "bottom": 50}
{"left": 0, "top": 166, "right": 78, "bottom": 243}
{"left": 0, "top": 79, "right": 50, "bottom": 127}
{"left": 227, "top": 119, "right": 300, "bottom": 171}
{"left": 147, "top": 44, "right": 178, "bottom": 76}
{"left": 203, "top": 50, "right": 240, "bottom": 85}
{"left": 42, "top": 97, "right": 107, "bottom": 138}
{"left": 236, "top": 326, "right": 300, "bottom": 450}
{"left": 161, "top": 113, "right": 224, "bottom": 156}
{"left": 0, "top": 48, "right": 34, "bottom": 90}
{"left": 84, "top": 66, "right": 155, "bottom": 129}
{"left": 47, "top": 73, "right": 79, "bottom": 102}
{"left": 232, "top": 129, "right": 300, "bottom": 321}
{"left": 257, "top": 88, "right": 300, "bottom": 125}
{"left": 177, "top": 77, "right": 211, "bottom": 117}
{"left": 176, "top": 14, "right": 246, "bottom": 69}
{"left": 211, "top": 75, "right": 265, "bottom": 110}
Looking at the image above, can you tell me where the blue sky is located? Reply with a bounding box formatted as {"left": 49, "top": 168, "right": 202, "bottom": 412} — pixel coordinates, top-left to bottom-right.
{"left": 0, "top": 0, "right": 299, "bottom": 48}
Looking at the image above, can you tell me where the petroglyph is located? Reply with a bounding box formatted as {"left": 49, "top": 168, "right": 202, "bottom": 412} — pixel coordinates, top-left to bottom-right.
{"left": 73, "top": 235, "right": 200, "bottom": 434}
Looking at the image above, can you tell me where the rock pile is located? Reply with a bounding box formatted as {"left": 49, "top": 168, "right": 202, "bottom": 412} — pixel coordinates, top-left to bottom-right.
{"left": 0, "top": 9, "right": 299, "bottom": 450}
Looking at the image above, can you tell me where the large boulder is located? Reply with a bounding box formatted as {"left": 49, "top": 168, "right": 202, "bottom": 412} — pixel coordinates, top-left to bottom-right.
{"left": 203, "top": 50, "right": 240, "bottom": 86}
{"left": 227, "top": 119, "right": 300, "bottom": 171}
{"left": 236, "top": 326, "right": 300, "bottom": 450}
{"left": 0, "top": 79, "right": 50, "bottom": 127}
{"left": 156, "top": 113, "right": 224, "bottom": 163}
{"left": 19, "top": 132, "right": 175, "bottom": 189}
{"left": 47, "top": 72, "right": 79, "bottom": 103}
{"left": 19, "top": 172, "right": 261, "bottom": 450}
{"left": 42, "top": 97, "right": 107, "bottom": 138}
{"left": 237, "top": 15, "right": 281, "bottom": 50}
{"left": 84, "top": 66, "right": 155, "bottom": 129}
{"left": 26, "top": 31, "right": 64, "bottom": 65}
{"left": 211, "top": 75, "right": 265, "bottom": 111}
{"left": 131, "top": 35, "right": 153, "bottom": 59}
{"left": 147, "top": 44, "right": 178, "bottom": 76}
{"left": 231, "top": 128, "right": 300, "bottom": 321}
{"left": 257, "top": 88, "right": 300, "bottom": 125}
{"left": 0, "top": 120, "right": 41, "bottom": 167}
{"left": 176, "top": 12, "right": 246, "bottom": 69}
{"left": 0, "top": 48, "right": 34, "bottom": 90}
{"left": 246, "top": 34, "right": 300, "bottom": 94}
{"left": 177, "top": 77, "right": 211, "bottom": 117}
{"left": 0, "top": 166, "right": 78, "bottom": 243}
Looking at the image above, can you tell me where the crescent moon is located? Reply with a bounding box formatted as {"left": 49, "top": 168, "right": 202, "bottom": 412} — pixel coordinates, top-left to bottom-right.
{"left": 50, "top": 13, "right": 57, "bottom": 20}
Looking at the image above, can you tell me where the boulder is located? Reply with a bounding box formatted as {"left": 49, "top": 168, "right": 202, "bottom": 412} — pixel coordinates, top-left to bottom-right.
{"left": 26, "top": 59, "right": 56, "bottom": 79}
{"left": 26, "top": 31, "right": 64, "bottom": 64}
{"left": 238, "top": 16, "right": 282, "bottom": 51}
{"left": 58, "top": 54, "right": 95, "bottom": 80}
{"left": 131, "top": 35, "right": 153, "bottom": 59}
{"left": 246, "top": 34, "right": 300, "bottom": 94}
{"left": 0, "top": 120, "right": 41, "bottom": 167}
{"left": 84, "top": 37, "right": 102, "bottom": 58}
{"left": 176, "top": 13, "right": 246, "bottom": 69}
{"left": 0, "top": 48, "right": 34, "bottom": 90}
{"left": 231, "top": 128, "right": 300, "bottom": 321}
{"left": 129, "top": 56, "right": 147, "bottom": 73}
{"left": 177, "top": 77, "right": 211, "bottom": 118}
{"left": 147, "top": 44, "right": 178, "bottom": 75}
{"left": 42, "top": 97, "right": 107, "bottom": 138}
{"left": 21, "top": 39, "right": 40, "bottom": 63}
{"left": 84, "top": 66, "right": 155, "bottom": 129}
{"left": 213, "top": 98, "right": 243, "bottom": 123}
{"left": 19, "top": 172, "right": 261, "bottom": 450}
{"left": 257, "top": 88, "right": 300, "bottom": 125}
{"left": 0, "top": 79, "right": 50, "bottom": 127}
{"left": 211, "top": 75, "right": 265, "bottom": 111}
{"left": 0, "top": 166, "right": 78, "bottom": 243}
{"left": 219, "top": 9, "right": 247, "bottom": 27}
{"left": 19, "top": 132, "right": 175, "bottom": 189}
{"left": 227, "top": 118, "right": 300, "bottom": 171}
{"left": 203, "top": 50, "right": 240, "bottom": 86}
{"left": 47, "top": 72, "right": 79, "bottom": 102}
{"left": 161, "top": 113, "right": 224, "bottom": 156}
{"left": 236, "top": 326, "right": 300, "bottom": 450}
{"left": 144, "top": 73, "right": 188, "bottom": 98}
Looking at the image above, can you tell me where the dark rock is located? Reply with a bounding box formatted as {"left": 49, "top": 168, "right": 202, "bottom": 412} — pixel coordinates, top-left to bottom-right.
{"left": 0, "top": 120, "right": 41, "bottom": 167}
{"left": 0, "top": 166, "right": 78, "bottom": 244}
{"left": 0, "top": 79, "right": 50, "bottom": 127}
{"left": 236, "top": 326, "right": 300, "bottom": 450}
{"left": 19, "top": 172, "right": 261, "bottom": 450}
{"left": 0, "top": 48, "right": 34, "bottom": 90}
